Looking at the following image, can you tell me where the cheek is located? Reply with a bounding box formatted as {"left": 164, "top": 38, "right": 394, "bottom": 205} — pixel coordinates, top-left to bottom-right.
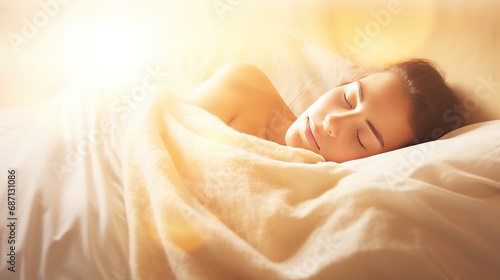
{"left": 318, "top": 138, "right": 363, "bottom": 163}
{"left": 312, "top": 91, "right": 344, "bottom": 115}
{"left": 316, "top": 92, "right": 335, "bottom": 107}
{"left": 319, "top": 142, "right": 342, "bottom": 162}
{"left": 285, "top": 120, "right": 302, "bottom": 147}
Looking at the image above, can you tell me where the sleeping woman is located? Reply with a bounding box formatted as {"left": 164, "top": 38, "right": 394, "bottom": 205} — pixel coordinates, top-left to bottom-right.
{"left": 185, "top": 59, "right": 460, "bottom": 162}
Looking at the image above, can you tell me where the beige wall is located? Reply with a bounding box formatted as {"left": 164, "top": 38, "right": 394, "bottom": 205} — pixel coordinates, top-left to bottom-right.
{"left": 411, "top": 0, "right": 500, "bottom": 125}
{"left": 1, "top": 0, "right": 499, "bottom": 125}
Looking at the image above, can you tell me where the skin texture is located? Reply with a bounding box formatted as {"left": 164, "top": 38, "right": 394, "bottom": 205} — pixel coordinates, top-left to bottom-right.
{"left": 185, "top": 63, "right": 296, "bottom": 145}
{"left": 286, "top": 72, "right": 415, "bottom": 162}
{"left": 185, "top": 63, "right": 415, "bottom": 162}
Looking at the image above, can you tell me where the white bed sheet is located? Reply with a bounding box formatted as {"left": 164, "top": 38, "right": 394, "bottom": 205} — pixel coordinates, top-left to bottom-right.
{"left": 0, "top": 83, "right": 130, "bottom": 280}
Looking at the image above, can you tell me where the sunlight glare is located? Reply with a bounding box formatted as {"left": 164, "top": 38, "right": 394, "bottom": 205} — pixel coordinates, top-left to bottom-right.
{"left": 65, "top": 18, "right": 148, "bottom": 86}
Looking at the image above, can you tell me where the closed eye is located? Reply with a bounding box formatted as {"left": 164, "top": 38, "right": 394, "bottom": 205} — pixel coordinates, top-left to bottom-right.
{"left": 343, "top": 91, "right": 353, "bottom": 109}
{"left": 356, "top": 129, "right": 366, "bottom": 149}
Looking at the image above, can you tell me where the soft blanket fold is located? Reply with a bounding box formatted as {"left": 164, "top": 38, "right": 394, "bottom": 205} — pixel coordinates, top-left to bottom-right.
{"left": 121, "top": 89, "right": 338, "bottom": 278}
{"left": 122, "top": 90, "right": 500, "bottom": 280}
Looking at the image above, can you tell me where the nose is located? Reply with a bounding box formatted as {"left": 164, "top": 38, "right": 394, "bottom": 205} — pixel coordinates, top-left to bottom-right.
{"left": 323, "top": 112, "right": 359, "bottom": 138}
{"left": 323, "top": 114, "right": 337, "bottom": 137}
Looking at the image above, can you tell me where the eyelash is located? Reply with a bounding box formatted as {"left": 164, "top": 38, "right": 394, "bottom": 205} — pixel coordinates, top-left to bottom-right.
{"left": 356, "top": 129, "right": 366, "bottom": 149}
{"left": 343, "top": 90, "right": 364, "bottom": 149}
{"left": 343, "top": 91, "right": 353, "bottom": 109}
{"left": 342, "top": 86, "right": 368, "bottom": 150}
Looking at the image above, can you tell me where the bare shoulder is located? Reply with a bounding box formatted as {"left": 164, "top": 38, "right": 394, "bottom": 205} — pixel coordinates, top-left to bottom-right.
{"left": 184, "top": 62, "right": 285, "bottom": 124}
{"left": 185, "top": 62, "right": 296, "bottom": 143}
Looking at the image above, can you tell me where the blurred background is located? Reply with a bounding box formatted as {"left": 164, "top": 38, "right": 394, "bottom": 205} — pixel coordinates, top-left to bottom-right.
{"left": 0, "top": 0, "right": 194, "bottom": 107}
{"left": 1, "top": 0, "right": 499, "bottom": 124}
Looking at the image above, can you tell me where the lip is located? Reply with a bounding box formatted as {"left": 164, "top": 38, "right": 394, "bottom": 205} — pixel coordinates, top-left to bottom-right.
{"left": 305, "top": 117, "right": 320, "bottom": 150}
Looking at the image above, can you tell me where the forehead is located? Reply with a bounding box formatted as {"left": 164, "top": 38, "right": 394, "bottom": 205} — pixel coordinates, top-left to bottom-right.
{"left": 359, "top": 71, "right": 403, "bottom": 94}
{"left": 359, "top": 71, "right": 414, "bottom": 150}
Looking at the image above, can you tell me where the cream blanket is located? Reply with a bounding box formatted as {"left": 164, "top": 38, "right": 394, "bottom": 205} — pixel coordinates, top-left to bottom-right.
{"left": 122, "top": 90, "right": 500, "bottom": 279}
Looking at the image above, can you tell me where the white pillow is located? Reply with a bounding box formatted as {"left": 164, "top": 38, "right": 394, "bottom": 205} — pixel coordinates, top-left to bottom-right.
{"left": 341, "top": 120, "right": 500, "bottom": 195}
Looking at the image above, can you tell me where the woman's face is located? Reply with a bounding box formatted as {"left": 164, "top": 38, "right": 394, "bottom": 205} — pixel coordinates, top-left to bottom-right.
{"left": 285, "top": 71, "right": 414, "bottom": 162}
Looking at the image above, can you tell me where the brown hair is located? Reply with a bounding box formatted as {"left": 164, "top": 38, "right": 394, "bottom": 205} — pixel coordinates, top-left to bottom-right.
{"left": 384, "top": 59, "right": 461, "bottom": 145}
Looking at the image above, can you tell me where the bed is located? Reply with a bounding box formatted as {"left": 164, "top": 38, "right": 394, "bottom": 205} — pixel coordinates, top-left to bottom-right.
{"left": 1, "top": 1, "right": 499, "bottom": 279}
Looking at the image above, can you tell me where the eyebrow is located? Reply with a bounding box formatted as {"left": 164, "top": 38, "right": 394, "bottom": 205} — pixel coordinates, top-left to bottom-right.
{"left": 357, "top": 81, "right": 385, "bottom": 149}
{"left": 366, "top": 120, "right": 385, "bottom": 148}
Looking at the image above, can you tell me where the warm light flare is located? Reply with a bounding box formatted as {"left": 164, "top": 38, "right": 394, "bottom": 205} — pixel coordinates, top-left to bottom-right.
{"left": 64, "top": 18, "right": 148, "bottom": 85}
{"left": 329, "top": 0, "right": 436, "bottom": 66}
